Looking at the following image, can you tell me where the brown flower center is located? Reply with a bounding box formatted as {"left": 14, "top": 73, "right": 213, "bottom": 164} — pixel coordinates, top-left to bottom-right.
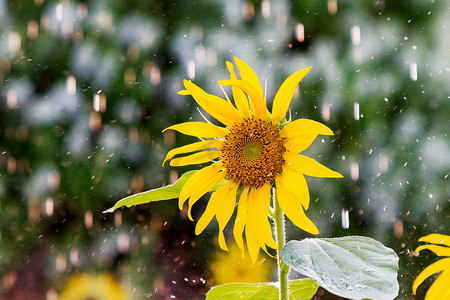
{"left": 220, "top": 118, "right": 285, "bottom": 188}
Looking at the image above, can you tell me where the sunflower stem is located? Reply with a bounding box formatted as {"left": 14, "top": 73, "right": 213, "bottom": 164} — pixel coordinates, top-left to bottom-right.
{"left": 273, "top": 188, "right": 289, "bottom": 300}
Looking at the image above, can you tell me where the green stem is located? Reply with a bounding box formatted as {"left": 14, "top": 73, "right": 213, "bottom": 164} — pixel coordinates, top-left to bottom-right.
{"left": 273, "top": 188, "right": 289, "bottom": 300}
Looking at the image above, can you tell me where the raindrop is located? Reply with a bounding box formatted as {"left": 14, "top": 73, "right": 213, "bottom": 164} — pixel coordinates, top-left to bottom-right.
{"left": 351, "top": 26, "right": 361, "bottom": 46}
{"left": 117, "top": 232, "right": 130, "bottom": 253}
{"left": 295, "top": 23, "right": 305, "bottom": 42}
{"left": 56, "top": 254, "right": 67, "bottom": 272}
{"left": 353, "top": 103, "right": 360, "bottom": 120}
{"left": 409, "top": 62, "right": 418, "bottom": 81}
{"left": 45, "top": 198, "right": 54, "bottom": 216}
{"left": 85, "top": 210, "right": 93, "bottom": 229}
{"left": 350, "top": 162, "right": 359, "bottom": 181}
{"left": 148, "top": 63, "right": 161, "bottom": 86}
{"left": 27, "top": 20, "right": 39, "bottom": 39}
{"left": 66, "top": 76, "right": 76, "bottom": 95}
{"left": 327, "top": 0, "right": 337, "bottom": 15}
{"left": 341, "top": 209, "right": 349, "bottom": 229}
{"left": 261, "top": 0, "right": 270, "bottom": 18}
{"left": 70, "top": 248, "right": 79, "bottom": 266}
{"left": 187, "top": 60, "right": 195, "bottom": 79}
{"left": 321, "top": 102, "right": 330, "bottom": 122}
{"left": 8, "top": 32, "right": 21, "bottom": 53}
{"left": 6, "top": 89, "right": 18, "bottom": 109}
{"left": 46, "top": 288, "right": 57, "bottom": 300}
{"left": 56, "top": 3, "right": 63, "bottom": 22}
{"left": 93, "top": 92, "right": 107, "bottom": 112}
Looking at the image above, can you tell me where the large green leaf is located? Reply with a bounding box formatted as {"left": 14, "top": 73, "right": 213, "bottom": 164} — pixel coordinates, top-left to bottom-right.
{"left": 281, "top": 236, "right": 399, "bottom": 300}
{"left": 206, "top": 279, "right": 319, "bottom": 300}
{"left": 288, "top": 279, "right": 320, "bottom": 299}
{"left": 103, "top": 170, "right": 199, "bottom": 213}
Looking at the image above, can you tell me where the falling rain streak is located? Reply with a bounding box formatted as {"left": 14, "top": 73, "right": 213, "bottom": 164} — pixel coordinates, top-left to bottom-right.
{"left": 261, "top": 0, "right": 270, "bottom": 18}
{"left": 409, "top": 62, "right": 418, "bottom": 81}
{"left": 341, "top": 209, "right": 349, "bottom": 229}
{"left": 66, "top": 76, "right": 76, "bottom": 95}
{"left": 328, "top": 0, "right": 338, "bottom": 15}
{"left": 353, "top": 102, "right": 360, "bottom": 120}
{"left": 187, "top": 60, "right": 195, "bottom": 79}
{"left": 351, "top": 25, "right": 361, "bottom": 63}
{"left": 295, "top": 24, "right": 305, "bottom": 42}
{"left": 321, "top": 103, "right": 330, "bottom": 122}
{"left": 350, "top": 162, "right": 359, "bottom": 181}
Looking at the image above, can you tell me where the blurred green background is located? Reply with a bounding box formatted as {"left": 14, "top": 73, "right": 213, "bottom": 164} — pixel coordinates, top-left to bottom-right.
{"left": 0, "top": 0, "right": 448, "bottom": 299}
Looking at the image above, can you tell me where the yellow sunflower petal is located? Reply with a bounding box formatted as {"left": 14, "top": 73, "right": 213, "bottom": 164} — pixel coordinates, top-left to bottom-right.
{"left": 187, "top": 170, "right": 226, "bottom": 221}
{"left": 252, "top": 183, "right": 270, "bottom": 246}
{"left": 275, "top": 175, "right": 319, "bottom": 234}
{"left": 163, "top": 139, "right": 222, "bottom": 166}
{"left": 262, "top": 217, "right": 277, "bottom": 250}
{"left": 282, "top": 164, "right": 310, "bottom": 210}
{"left": 280, "top": 119, "right": 333, "bottom": 153}
{"left": 218, "top": 79, "right": 266, "bottom": 119}
{"left": 271, "top": 67, "right": 312, "bottom": 124}
{"left": 233, "top": 187, "right": 249, "bottom": 256}
{"left": 245, "top": 229, "right": 260, "bottom": 265}
{"left": 256, "top": 183, "right": 277, "bottom": 250}
{"left": 280, "top": 118, "right": 334, "bottom": 138}
{"left": 163, "top": 122, "right": 228, "bottom": 138}
{"left": 178, "top": 89, "right": 190, "bottom": 95}
{"left": 245, "top": 183, "right": 276, "bottom": 263}
{"left": 233, "top": 57, "right": 264, "bottom": 100}
{"left": 226, "top": 62, "right": 251, "bottom": 118}
{"left": 419, "top": 234, "right": 450, "bottom": 247}
{"left": 284, "top": 152, "right": 343, "bottom": 178}
{"left": 178, "top": 162, "right": 223, "bottom": 210}
{"left": 283, "top": 132, "right": 318, "bottom": 154}
{"left": 170, "top": 150, "right": 221, "bottom": 167}
{"left": 245, "top": 188, "right": 261, "bottom": 264}
{"left": 424, "top": 270, "right": 450, "bottom": 300}
{"left": 416, "top": 244, "right": 450, "bottom": 257}
{"left": 216, "top": 184, "right": 239, "bottom": 251}
{"left": 412, "top": 258, "right": 450, "bottom": 295}
{"left": 182, "top": 80, "right": 243, "bottom": 126}
{"left": 195, "top": 181, "right": 234, "bottom": 235}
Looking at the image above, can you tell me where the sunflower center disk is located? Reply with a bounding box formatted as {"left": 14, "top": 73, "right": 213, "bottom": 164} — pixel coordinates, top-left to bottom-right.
{"left": 221, "top": 118, "right": 285, "bottom": 188}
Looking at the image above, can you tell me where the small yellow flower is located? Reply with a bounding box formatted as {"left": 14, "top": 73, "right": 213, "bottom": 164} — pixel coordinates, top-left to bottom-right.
{"left": 210, "top": 243, "right": 273, "bottom": 285}
{"left": 59, "top": 273, "right": 129, "bottom": 300}
{"left": 164, "top": 57, "right": 342, "bottom": 263}
{"left": 413, "top": 234, "right": 450, "bottom": 300}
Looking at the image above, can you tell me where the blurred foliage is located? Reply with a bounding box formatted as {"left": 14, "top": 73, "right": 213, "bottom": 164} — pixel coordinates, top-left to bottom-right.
{"left": 0, "top": 0, "right": 448, "bottom": 299}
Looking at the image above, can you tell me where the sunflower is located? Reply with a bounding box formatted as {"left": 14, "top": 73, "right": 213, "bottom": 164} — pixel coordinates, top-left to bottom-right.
{"left": 209, "top": 243, "right": 273, "bottom": 285}
{"left": 163, "top": 57, "right": 342, "bottom": 263}
{"left": 413, "top": 233, "right": 450, "bottom": 299}
{"left": 59, "top": 273, "right": 129, "bottom": 300}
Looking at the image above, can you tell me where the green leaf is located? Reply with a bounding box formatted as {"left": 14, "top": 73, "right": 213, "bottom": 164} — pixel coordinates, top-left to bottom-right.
{"left": 206, "top": 279, "right": 318, "bottom": 300}
{"left": 281, "top": 236, "right": 399, "bottom": 300}
{"left": 103, "top": 170, "right": 197, "bottom": 213}
{"left": 104, "top": 170, "right": 227, "bottom": 213}
{"left": 288, "top": 279, "right": 320, "bottom": 299}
